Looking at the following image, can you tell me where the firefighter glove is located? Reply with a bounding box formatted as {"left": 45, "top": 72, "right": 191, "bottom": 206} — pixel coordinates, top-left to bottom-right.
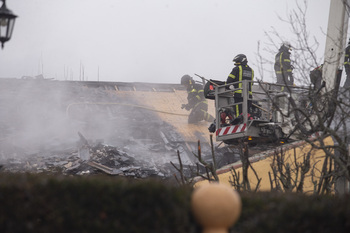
{"left": 182, "top": 104, "right": 191, "bottom": 110}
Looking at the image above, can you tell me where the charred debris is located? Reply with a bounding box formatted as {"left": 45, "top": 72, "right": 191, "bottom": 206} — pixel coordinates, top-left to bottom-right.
{"left": 1, "top": 132, "right": 173, "bottom": 178}
{"left": 0, "top": 78, "right": 236, "bottom": 179}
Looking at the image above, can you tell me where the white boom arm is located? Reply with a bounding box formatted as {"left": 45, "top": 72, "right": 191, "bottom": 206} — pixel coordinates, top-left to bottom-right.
{"left": 323, "top": 0, "right": 350, "bottom": 91}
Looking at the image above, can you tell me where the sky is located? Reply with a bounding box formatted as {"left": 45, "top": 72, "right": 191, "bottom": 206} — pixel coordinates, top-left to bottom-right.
{"left": 0, "top": 0, "right": 333, "bottom": 84}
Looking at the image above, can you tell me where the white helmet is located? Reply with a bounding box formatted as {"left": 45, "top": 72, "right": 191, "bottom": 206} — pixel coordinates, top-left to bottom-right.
{"left": 281, "top": 41, "right": 292, "bottom": 50}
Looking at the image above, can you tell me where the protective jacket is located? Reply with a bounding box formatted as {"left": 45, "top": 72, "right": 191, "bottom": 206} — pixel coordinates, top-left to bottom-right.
{"left": 344, "top": 44, "right": 350, "bottom": 66}
{"left": 184, "top": 82, "right": 214, "bottom": 123}
{"left": 274, "top": 46, "right": 293, "bottom": 85}
{"left": 343, "top": 44, "right": 350, "bottom": 87}
{"left": 186, "top": 83, "right": 207, "bottom": 109}
{"left": 274, "top": 47, "right": 292, "bottom": 74}
{"left": 310, "top": 64, "right": 323, "bottom": 90}
{"left": 226, "top": 63, "right": 254, "bottom": 98}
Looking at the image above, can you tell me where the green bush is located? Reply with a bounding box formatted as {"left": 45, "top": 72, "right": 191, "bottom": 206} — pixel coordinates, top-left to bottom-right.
{"left": 0, "top": 173, "right": 198, "bottom": 233}
{"left": 236, "top": 192, "right": 350, "bottom": 233}
{"left": 1, "top": 173, "right": 350, "bottom": 233}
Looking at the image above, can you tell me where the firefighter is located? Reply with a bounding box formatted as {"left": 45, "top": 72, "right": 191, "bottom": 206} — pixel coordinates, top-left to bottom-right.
{"left": 343, "top": 39, "right": 350, "bottom": 87}
{"left": 310, "top": 64, "right": 323, "bottom": 90}
{"left": 226, "top": 54, "right": 254, "bottom": 118}
{"left": 181, "top": 74, "right": 214, "bottom": 124}
{"left": 274, "top": 42, "right": 294, "bottom": 89}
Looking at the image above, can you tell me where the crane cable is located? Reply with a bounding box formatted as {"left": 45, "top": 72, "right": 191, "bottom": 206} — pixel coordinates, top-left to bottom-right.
{"left": 65, "top": 102, "right": 189, "bottom": 118}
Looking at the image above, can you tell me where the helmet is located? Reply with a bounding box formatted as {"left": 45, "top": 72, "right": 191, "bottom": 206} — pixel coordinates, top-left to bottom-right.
{"left": 233, "top": 54, "right": 247, "bottom": 64}
{"left": 181, "top": 74, "right": 193, "bottom": 85}
{"left": 281, "top": 41, "right": 292, "bottom": 51}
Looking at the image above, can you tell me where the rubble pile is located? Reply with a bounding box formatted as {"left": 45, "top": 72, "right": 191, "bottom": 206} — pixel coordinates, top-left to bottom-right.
{"left": 0, "top": 78, "right": 239, "bottom": 179}
{"left": 84, "top": 143, "right": 173, "bottom": 178}
{"left": 0, "top": 142, "right": 175, "bottom": 178}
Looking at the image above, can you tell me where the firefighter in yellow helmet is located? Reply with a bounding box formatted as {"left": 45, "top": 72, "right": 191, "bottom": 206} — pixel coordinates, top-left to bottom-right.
{"left": 181, "top": 75, "right": 214, "bottom": 124}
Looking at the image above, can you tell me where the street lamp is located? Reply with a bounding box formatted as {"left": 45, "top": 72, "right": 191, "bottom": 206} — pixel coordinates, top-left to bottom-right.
{"left": 0, "top": 0, "right": 17, "bottom": 49}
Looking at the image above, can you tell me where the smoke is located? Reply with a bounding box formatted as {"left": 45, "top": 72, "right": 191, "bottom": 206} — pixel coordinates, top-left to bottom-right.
{"left": 0, "top": 79, "right": 185, "bottom": 170}
{"left": 0, "top": 79, "right": 76, "bottom": 157}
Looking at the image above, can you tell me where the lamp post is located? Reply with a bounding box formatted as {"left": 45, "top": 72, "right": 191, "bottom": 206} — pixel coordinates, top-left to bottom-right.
{"left": 0, "top": 0, "right": 17, "bottom": 49}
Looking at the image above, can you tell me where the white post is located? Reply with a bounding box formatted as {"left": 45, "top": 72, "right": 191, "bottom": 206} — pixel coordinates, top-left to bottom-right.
{"left": 323, "top": 0, "right": 350, "bottom": 91}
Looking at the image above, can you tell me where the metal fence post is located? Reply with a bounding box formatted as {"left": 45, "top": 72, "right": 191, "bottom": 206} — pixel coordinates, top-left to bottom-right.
{"left": 242, "top": 80, "right": 248, "bottom": 123}
{"left": 191, "top": 183, "right": 242, "bottom": 233}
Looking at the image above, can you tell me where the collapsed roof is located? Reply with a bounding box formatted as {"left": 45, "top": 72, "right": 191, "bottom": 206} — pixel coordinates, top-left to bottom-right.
{"left": 0, "top": 78, "right": 237, "bottom": 178}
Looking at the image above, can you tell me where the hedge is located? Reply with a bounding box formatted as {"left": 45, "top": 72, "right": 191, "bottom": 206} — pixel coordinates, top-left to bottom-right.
{"left": 0, "top": 173, "right": 349, "bottom": 233}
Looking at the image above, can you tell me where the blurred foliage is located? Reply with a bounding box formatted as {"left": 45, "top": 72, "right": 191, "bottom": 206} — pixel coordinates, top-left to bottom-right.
{"left": 236, "top": 192, "right": 350, "bottom": 233}
{"left": 0, "top": 173, "right": 197, "bottom": 233}
{"left": 0, "top": 173, "right": 349, "bottom": 233}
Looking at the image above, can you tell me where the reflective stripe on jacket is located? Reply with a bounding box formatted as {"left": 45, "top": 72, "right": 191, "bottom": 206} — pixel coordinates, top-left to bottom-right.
{"left": 274, "top": 50, "right": 292, "bottom": 74}
{"left": 226, "top": 64, "right": 254, "bottom": 97}
{"left": 187, "top": 83, "right": 207, "bottom": 109}
{"left": 345, "top": 45, "right": 350, "bottom": 65}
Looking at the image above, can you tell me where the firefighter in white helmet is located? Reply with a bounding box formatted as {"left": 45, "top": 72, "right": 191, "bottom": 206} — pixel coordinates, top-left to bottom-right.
{"left": 274, "top": 42, "right": 294, "bottom": 90}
